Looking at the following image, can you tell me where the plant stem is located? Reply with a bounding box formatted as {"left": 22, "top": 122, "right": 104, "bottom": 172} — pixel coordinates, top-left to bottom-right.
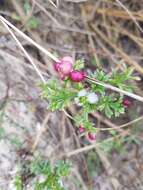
{"left": 86, "top": 76, "right": 143, "bottom": 102}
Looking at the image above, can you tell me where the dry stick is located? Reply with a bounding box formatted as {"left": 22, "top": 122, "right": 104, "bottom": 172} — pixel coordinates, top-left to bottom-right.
{"left": 47, "top": 0, "right": 58, "bottom": 8}
{"left": 103, "top": 23, "right": 143, "bottom": 49}
{"left": 0, "top": 18, "right": 46, "bottom": 84}
{"left": 119, "top": 115, "right": 143, "bottom": 128}
{"left": 91, "top": 24, "right": 143, "bottom": 74}
{"left": 86, "top": 76, "right": 143, "bottom": 102}
{"left": 35, "top": 0, "right": 60, "bottom": 26}
{"left": 115, "top": 0, "right": 143, "bottom": 33}
{"left": 63, "top": 109, "right": 74, "bottom": 120}
{"left": 71, "top": 169, "right": 89, "bottom": 190}
{"left": 0, "top": 15, "right": 59, "bottom": 62}
{"left": 66, "top": 136, "right": 115, "bottom": 157}
{"left": 81, "top": 5, "right": 101, "bottom": 68}
{"left": 66, "top": 141, "right": 100, "bottom": 157}
{"left": 93, "top": 113, "right": 143, "bottom": 131}
{"left": 96, "top": 9, "right": 143, "bottom": 22}
{"left": 95, "top": 146, "right": 121, "bottom": 189}
{"left": 31, "top": 114, "right": 50, "bottom": 152}
{"left": 66, "top": 129, "right": 129, "bottom": 158}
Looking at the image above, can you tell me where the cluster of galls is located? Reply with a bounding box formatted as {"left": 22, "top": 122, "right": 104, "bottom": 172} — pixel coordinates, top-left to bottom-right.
{"left": 54, "top": 56, "right": 85, "bottom": 82}
{"left": 54, "top": 56, "right": 132, "bottom": 141}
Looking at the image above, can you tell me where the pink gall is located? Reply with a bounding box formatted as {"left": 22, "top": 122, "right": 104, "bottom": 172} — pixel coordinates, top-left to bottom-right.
{"left": 87, "top": 132, "right": 96, "bottom": 141}
{"left": 59, "top": 61, "right": 73, "bottom": 76}
{"left": 61, "top": 56, "right": 73, "bottom": 65}
{"left": 122, "top": 99, "right": 131, "bottom": 107}
{"left": 79, "top": 126, "right": 85, "bottom": 133}
{"left": 69, "top": 70, "right": 85, "bottom": 82}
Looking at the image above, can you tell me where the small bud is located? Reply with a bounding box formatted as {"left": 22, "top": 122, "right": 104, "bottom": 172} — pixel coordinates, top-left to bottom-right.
{"left": 122, "top": 99, "right": 131, "bottom": 107}
{"left": 87, "top": 93, "right": 98, "bottom": 104}
{"left": 87, "top": 132, "right": 96, "bottom": 141}
{"left": 79, "top": 126, "right": 85, "bottom": 133}
{"left": 70, "top": 70, "right": 85, "bottom": 82}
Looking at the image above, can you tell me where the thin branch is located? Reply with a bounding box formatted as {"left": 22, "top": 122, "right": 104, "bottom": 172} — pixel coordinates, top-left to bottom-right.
{"left": 66, "top": 130, "right": 129, "bottom": 157}
{"left": 31, "top": 113, "right": 50, "bottom": 152}
{"left": 115, "top": 0, "right": 143, "bottom": 33}
{"left": 63, "top": 108, "right": 143, "bottom": 131}
{"left": 119, "top": 115, "right": 143, "bottom": 128}
{"left": 0, "top": 18, "right": 46, "bottom": 83}
{"left": 62, "top": 109, "right": 74, "bottom": 120}
{"left": 66, "top": 136, "right": 115, "bottom": 157}
{"left": 48, "top": 0, "right": 58, "bottom": 8}
{"left": 0, "top": 15, "right": 59, "bottom": 62}
{"left": 35, "top": 0, "right": 61, "bottom": 26}
{"left": 86, "top": 76, "right": 143, "bottom": 102}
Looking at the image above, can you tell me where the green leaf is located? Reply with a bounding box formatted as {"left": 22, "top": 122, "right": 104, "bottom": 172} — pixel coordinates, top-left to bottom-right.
{"left": 124, "top": 135, "right": 141, "bottom": 145}
{"left": 91, "top": 83, "right": 105, "bottom": 95}
{"left": 109, "top": 68, "right": 133, "bottom": 91}
{"left": 97, "top": 96, "right": 124, "bottom": 118}
{"left": 74, "top": 59, "right": 85, "bottom": 70}
{"left": 55, "top": 161, "right": 70, "bottom": 177}
{"left": 109, "top": 130, "right": 117, "bottom": 136}
{"left": 30, "top": 159, "right": 51, "bottom": 175}
{"left": 91, "top": 69, "right": 109, "bottom": 82}
{"left": 40, "top": 81, "right": 76, "bottom": 111}
{"left": 27, "top": 17, "right": 39, "bottom": 29}
{"left": 74, "top": 112, "right": 97, "bottom": 132}
{"left": 13, "top": 175, "right": 23, "bottom": 190}
{"left": 105, "top": 105, "right": 113, "bottom": 118}
{"left": 24, "top": 0, "right": 31, "bottom": 15}
{"left": 0, "top": 127, "right": 5, "bottom": 139}
{"left": 30, "top": 158, "right": 70, "bottom": 190}
{"left": 91, "top": 56, "right": 100, "bottom": 66}
{"left": 100, "top": 139, "right": 114, "bottom": 153}
{"left": 10, "top": 136, "right": 22, "bottom": 148}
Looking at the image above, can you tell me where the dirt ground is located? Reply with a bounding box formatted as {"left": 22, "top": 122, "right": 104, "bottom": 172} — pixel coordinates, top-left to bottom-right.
{"left": 0, "top": 0, "right": 143, "bottom": 190}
